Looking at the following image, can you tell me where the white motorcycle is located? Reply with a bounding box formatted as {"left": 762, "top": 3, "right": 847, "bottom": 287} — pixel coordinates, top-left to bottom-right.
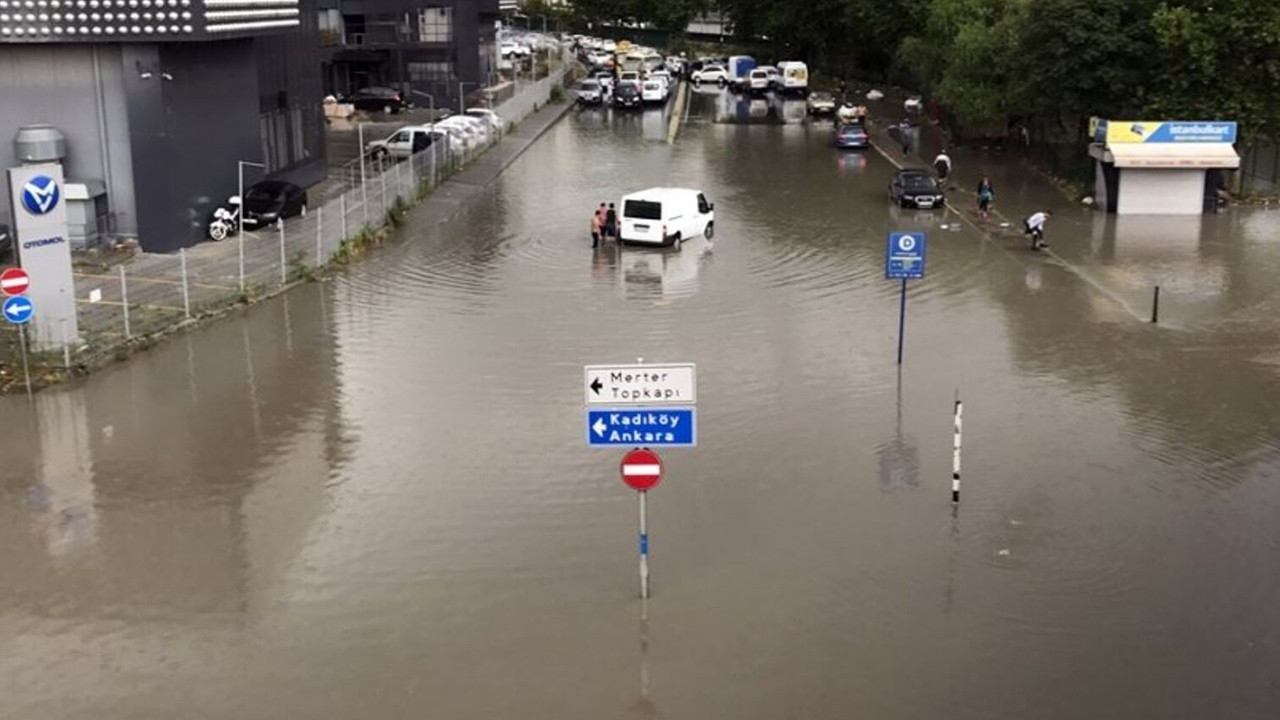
{"left": 208, "top": 196, "right": 241, "bottom": 241}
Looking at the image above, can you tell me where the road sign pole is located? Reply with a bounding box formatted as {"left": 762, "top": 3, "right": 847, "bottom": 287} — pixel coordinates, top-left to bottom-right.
{"left": 639, "top": 489, "right": 650, "bottom": 599}
{"left": 952, "top": 394, "right": 963, "bottom": 504}
{"left": 896, "top": 278, "right": 907, "bottom": 364}
{"left": 18, "top": 324, "right": 32, "bottom": 400}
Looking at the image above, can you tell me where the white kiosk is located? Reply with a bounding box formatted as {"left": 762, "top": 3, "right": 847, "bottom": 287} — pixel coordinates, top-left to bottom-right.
{"left": 1088, "top": 119, "right": 1239, "bottom": 215}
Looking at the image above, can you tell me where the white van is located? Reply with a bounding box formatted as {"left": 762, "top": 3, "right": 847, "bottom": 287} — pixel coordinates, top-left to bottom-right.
{"left": 619, "top": 188, "right": 715, "bottom": 247}
{"left": 776, "top": 61, "right": 809, "bottom": 95}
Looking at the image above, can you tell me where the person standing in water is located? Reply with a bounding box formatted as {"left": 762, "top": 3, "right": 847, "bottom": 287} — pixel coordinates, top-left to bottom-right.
{"left": 976, "top": 176, "right": 994, "bottom": 219}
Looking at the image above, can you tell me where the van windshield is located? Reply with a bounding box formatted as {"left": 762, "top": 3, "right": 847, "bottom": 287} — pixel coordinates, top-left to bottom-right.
{"left": 624, "top": 200, "right": 662, "bottom": 220}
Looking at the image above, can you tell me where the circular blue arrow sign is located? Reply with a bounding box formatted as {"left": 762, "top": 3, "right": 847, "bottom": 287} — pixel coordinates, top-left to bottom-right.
{"left": 3, "top": 295, "right": 35, "bottom": 324}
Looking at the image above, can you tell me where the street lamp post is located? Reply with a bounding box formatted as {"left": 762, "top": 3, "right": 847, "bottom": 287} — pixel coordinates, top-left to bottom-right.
{"left": 414, "top": 91, "right": 438, "bottom": 188}
{"left": 237, "top": 160, "right": 265, "bottom": 293}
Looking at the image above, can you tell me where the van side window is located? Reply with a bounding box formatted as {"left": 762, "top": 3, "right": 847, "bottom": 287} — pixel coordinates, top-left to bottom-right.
{"left": 697, "top": 194, "right": 711, "bottom": 214}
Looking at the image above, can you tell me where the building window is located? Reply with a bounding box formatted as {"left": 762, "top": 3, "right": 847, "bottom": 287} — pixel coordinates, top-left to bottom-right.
{"left": 407, "top": 62, "right": 454, "bottom": 83}
{"left": 418, "top": 6, "right": 451, "bottom": 43}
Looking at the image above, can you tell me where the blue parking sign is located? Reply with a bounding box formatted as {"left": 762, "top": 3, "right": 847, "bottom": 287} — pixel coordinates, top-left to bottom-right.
{"left": 885, "top": 232, "right": 926, "bottom": 280}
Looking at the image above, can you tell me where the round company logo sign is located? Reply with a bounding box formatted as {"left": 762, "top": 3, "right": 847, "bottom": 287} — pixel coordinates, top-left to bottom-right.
{"left": 21, "top": 175, "right": 60, "bottom": 216}
{"left": 898, "top": 235, "right": 916, "bottom": 252}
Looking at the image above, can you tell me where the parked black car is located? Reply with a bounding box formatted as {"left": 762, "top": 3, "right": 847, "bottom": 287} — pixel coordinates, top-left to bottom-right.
{"left": 343, "top": 87, "right": 410, "bottom": 114}
{"left": 242, "top": 180, "right": 308, "bottom": 229}
{"left": 889, "top": 169, "right": 944, "bottom": 209}
{"left": 0, "top": 222, "right": 11, "bottom": 261}
{"left": 614, "top": 83, "right": 642, "bottom": 110}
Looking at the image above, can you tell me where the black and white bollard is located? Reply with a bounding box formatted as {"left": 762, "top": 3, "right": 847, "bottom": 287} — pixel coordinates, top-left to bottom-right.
{"left": 952, "top": 396, "right": 962, "bottom": 504}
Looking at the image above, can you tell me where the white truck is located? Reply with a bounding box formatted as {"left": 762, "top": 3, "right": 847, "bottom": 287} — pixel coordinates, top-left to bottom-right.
{"left": 619, "top": 188, "right": 716, "bottom": 248}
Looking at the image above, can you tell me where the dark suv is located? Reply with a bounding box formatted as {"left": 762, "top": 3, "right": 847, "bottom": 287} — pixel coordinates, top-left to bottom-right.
{"left": 889, "top": 169, "right": 944, "bottom": 209}
{"left": 343, "top": 87, "right": 410, "bottom": 114}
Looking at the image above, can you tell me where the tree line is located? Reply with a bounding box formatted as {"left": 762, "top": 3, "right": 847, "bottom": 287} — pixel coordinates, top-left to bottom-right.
{"left": 547, "top": 0, "right": 1279, "bottom": 147}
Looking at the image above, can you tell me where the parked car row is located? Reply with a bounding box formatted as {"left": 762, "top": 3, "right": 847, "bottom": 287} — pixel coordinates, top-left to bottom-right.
{"left": 365, "top": 109, "right": 504, "bottom": 161}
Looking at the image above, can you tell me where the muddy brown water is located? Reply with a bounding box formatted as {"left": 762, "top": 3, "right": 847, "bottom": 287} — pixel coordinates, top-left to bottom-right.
{"left": 3, "top": 90, "right": 1280, "bottom": 719}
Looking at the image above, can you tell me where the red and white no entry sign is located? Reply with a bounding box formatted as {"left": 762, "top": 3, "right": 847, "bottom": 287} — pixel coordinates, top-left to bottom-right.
{"left": 620, "top": 448, "right": 663, "bottom": 492}
{"left": 0, "top": 268, "right": 30, "bottom": 297}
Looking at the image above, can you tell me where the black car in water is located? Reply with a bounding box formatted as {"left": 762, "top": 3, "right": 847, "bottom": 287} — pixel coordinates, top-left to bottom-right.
{"left": 614, "top": 83, "right": 642, "bottom": 110}
{"left": 889, "top": 169, "right": 944, "bottom": 209}
{"left": 343, "top": 86, "right": 410, "bottom": 114}
{"left": 242, "top": 180, "right": 308, "bottom": 229}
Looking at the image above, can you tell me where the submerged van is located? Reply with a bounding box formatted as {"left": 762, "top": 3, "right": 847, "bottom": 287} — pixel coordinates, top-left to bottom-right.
{"left": 619, "top": 188, "right": 716, "bottom": 247}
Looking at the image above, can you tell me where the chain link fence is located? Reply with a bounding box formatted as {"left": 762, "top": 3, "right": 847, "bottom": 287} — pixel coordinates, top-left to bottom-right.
{"left": 1, "top": 51, "right": 574, "bottom": 385}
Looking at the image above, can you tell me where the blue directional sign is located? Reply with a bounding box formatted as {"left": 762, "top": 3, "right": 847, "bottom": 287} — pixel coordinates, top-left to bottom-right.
{"left": 587, "top": 408, "right": 697, "bottom": 447}
{"left": 885, "top": 232, "right": 927, "bottom": 280}
{"left": 2, "top": 295, "right": 34, "bottom": 325}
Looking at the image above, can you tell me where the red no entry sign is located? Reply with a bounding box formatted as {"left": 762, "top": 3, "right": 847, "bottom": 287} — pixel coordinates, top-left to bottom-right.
{"left": 0, "top": 268, "right": 30, "bottom": 296}
{"left": 620, "top": 448, "right": 663, "bottom": 492}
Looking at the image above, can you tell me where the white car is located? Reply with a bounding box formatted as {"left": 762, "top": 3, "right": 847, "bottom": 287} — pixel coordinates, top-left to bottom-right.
{"left": 641, "top": 80, "right": 667, "bottom": 104}
{"left": 365, "top": 125, "right": 439, "bottom": 160}
{"left": 758, "top": 65, "right": 780, "bottom": 89}
{"left": 433, "top": 119, "right": 483, "bottom": 152}
{"left": 904, "top": 95, "right": 924, "bottom": 113}
{"left": 602, "top": 39, "right": 617, "bottom": 52}
{"left": 691, "top": 64, "right": 729, "bottom": 86}
{"left": 465, "top": 108, "right": 505, "bottom": 137}
{"left": 649, "top": 70, "right": 673, "bottom": 90}
{"left": 748, "top": 69, "right": 770, "bottom": 94}
{"left": 442, "top": 116, "right": 492, "bottom": 145}
{"left": 619, "top": 187, "right": 716, "bottom": 247}
{"left": 618, "top": 70, "right": 642, "bottom": 87}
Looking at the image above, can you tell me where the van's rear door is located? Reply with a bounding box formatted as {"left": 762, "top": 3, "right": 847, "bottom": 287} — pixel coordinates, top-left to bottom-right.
{"left": 621, "top": 198, "right": 665, "bottom": 244}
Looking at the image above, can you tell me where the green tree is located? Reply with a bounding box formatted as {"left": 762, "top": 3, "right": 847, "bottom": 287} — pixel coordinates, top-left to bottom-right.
{"left": 1146, "top": 0, "right": 1280, "bottom": 139}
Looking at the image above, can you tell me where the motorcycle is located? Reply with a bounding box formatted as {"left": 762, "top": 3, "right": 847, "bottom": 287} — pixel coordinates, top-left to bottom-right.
{"left": 208, "top": 196, "right": 241, "bottom": 241}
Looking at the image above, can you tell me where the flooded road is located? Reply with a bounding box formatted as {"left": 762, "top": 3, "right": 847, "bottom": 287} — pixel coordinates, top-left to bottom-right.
{"left": 4, "top": 90, "right": 1280, "bottom": 719}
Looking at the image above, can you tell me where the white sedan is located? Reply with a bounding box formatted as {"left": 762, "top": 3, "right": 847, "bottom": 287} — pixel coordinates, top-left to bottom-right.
{"left": 691, "top": 64, "right": 729, "bottom": 86}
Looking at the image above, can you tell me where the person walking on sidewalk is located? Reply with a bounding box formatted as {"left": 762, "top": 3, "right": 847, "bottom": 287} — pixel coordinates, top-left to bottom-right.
{"left": 898, "top": 120, "right": 912, "bottom": 155}
{"left": 1024, "top": 210, "right": 1051, "bottom": 250}
{"left": 976, "top": 176, "right": 994, "bottom": 219}
{"left": 933, "top": 149, "right": 952, "bottom": 188}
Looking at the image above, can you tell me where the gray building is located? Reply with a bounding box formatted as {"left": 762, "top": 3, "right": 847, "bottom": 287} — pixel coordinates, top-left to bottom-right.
{"left": 0, "top": 3, "right": 326, "bottom": 252}
{"left": 317, "top": 0, "right": 499, "bottom": 111}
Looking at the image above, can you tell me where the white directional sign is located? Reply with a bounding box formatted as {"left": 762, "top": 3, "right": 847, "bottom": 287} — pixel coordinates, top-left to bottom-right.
{"left": 585, "top": 363, "right": 696, "bottom": 406}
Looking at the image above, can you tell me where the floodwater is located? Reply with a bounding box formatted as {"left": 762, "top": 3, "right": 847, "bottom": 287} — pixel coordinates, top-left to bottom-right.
{"left": 4, "top": 89, "right": 1280, "bottom": 719}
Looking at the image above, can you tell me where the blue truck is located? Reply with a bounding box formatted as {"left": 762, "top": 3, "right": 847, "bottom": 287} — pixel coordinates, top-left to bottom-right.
{"left": 727, "top": 55, "right": 756, "bottom": 92}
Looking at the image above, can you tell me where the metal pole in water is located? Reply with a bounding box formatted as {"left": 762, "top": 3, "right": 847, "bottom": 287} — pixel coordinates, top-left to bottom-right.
{"left": 61, "top": 318, "right": 70, "bottom": 368}
{"left": 896, "top": 278, "right": 908, "bottom": 364}
{"left": 639, "top": 489, "right": 650, "bottom": 599}
{"left": 1151, "top": 285, "right": 1160, "bottom": 324}
{"left": 952, "top": 394, "right": 963, "bottom": 504}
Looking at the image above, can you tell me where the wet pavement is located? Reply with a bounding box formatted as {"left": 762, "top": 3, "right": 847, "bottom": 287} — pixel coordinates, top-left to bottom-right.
{"left": 3, "top": 88, "right": 1280, "bottom": 719}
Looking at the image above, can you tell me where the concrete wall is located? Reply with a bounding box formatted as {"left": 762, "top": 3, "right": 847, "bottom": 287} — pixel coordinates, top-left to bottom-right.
{"left": 0, "top": 44, "right": 137, "bottom": 237}
{"left": 1117, "top": 169, "right": 1206, "bottom": 216}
